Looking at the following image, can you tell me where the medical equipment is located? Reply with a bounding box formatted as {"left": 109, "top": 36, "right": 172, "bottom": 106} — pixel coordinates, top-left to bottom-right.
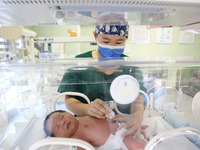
{"left": 0, "top": 26, "right": 36, "bottom": 62}
{"left": 145, "top": 127, "right": 200, "bottom": 150}
{"left": 8, "top": 77, "right": 199, "bottom": 150}
{"left": 110, "top": 74, "right": 150, "bottom": 118}
{"left": 1, "top": 2, "right": 200, "bottom": 148}
{"left": 0, "top": 61, "right": 199, "bottom": 150}
{"left": 0, "top": 0, "right": 200, "bottom": 31}
{"left": 147, "top": 86, "right": 179, "bottom": 117}
{"left": 110, "top": 75, "right": 140, "bottom": 105}
{"left": 0, "top": 26, "right": 36, "bottom": 40}
{"left": 113, "top": 89, "right": 150, "bottom": 117}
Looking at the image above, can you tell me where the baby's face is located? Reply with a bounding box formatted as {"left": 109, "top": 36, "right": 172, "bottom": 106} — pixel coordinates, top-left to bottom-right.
{"left": 47, "top": 112, "right": 78, "bottom": 137}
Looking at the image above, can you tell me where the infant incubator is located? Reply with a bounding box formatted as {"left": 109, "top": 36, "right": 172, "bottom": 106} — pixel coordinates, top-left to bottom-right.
{"left": 0, "top": 58, "right": 200, "bottom": 150}
{"left": 0, "top": 0, "right": 200, "bottom": 149}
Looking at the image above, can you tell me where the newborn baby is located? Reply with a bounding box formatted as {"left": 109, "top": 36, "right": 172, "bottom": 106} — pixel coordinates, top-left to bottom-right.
{"left": 43, "top": 110, "right": 147, "bottom": 150}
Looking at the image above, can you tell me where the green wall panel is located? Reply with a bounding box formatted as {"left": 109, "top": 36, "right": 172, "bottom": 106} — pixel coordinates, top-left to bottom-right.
{"left": 25, "top": 25, "right": 200, "bottom": 60}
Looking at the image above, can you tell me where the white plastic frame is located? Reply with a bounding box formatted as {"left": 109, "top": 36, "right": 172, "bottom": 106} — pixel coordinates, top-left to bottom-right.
{"left": 192, "top": 91, "right": 200, "bottom": 125}
{"left": 0, "top": 102, "right": 8, "bottom": 144}
{"left": 144, "top": 127, "right": 200, "bottom": 150}
{"left": 28, "top": 137, "right": 95, "bottom": 150}
{"left": 53, "top": 92, "right": 91, "bottom": 111}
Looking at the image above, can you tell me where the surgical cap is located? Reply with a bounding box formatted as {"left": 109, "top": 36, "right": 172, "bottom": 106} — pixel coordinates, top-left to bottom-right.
{"left": 95, "top": 23, "right": 129, "bottom": 37}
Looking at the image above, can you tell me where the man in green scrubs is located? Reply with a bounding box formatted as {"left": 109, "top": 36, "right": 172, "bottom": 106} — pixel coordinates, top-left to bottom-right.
{"left": 58, "top": 21, "right": 147, "bottom": 138}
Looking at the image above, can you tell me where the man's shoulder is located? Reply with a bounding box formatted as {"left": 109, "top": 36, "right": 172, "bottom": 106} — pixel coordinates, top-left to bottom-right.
{"left": 120, "top": 53, "right": 128, "bottom": 57}
{"left": 75, "top": 50, "right": 93, "bottom": 58}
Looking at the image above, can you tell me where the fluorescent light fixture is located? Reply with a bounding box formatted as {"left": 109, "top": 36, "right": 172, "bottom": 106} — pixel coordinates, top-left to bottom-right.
{"left": 185, "top": 29, "right": 200, "bottom": 34}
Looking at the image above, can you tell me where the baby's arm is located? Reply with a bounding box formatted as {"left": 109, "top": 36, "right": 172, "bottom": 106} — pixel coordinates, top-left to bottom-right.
{"left": 77, "top": 147, "right": 86, "bottom": 150}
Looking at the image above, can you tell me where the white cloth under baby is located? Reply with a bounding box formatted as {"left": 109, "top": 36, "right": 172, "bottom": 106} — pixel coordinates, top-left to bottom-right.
{"left": 96, "top": 123, "right": 128, "bottom": 150}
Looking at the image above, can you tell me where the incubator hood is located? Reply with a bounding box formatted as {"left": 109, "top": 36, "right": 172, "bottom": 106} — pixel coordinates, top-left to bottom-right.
{"left": 0, "top": 58, "right": 200, "bottom": 150}
{"left": 0, "top": 0, "right": 200, "bottom": 32}
{"left": 0, "top": 1, "right": 200, "bottom": 150}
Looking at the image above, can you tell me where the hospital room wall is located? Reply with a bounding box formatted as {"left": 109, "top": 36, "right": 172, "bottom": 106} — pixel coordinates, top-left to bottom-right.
{"left": 128, "top": 27, "right": 200, "bottom": 61}
{"left": 26, "top": 25, "right": 200, "bottom": 60}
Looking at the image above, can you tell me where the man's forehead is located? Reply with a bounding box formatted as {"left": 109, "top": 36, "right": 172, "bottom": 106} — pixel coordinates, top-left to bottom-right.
{"left": 100, "top": 34, "right": 126, "bottom": 40}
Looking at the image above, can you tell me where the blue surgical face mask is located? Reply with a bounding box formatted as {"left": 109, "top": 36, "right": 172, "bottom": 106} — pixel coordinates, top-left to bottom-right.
{"left": 97, "top": 43, "right": 125, "bottom": 57}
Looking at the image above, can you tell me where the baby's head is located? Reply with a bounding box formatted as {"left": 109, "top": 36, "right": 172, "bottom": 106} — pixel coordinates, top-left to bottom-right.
{"left": 43, "top": 110, "right": 78, "bottom": 138}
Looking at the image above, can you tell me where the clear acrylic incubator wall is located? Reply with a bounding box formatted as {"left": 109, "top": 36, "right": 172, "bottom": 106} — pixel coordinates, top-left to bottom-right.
{"left": 0, "top": 58, "right": 200, "bottom": 150}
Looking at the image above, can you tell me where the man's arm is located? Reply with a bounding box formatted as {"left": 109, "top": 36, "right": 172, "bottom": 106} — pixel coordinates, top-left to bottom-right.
{"left": 65, "top": 96, "right": 90, "bottom": 116}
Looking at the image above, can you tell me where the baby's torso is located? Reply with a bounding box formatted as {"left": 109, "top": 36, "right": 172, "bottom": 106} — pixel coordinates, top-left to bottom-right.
{"left": 72, "top": 116, "right": 119, "bottom": 146}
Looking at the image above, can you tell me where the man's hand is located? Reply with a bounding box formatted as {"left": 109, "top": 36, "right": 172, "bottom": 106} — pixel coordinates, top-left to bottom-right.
{"left": 112, "top": 113, "right": 144, "bottom": 138}
{"left": 87, "top": 99, "right": 113, "bottom": 119}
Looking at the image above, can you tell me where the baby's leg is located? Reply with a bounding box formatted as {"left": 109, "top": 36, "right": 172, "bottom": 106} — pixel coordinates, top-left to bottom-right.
{"left": 123, "top": 135, "right": 147, "bottom": 150}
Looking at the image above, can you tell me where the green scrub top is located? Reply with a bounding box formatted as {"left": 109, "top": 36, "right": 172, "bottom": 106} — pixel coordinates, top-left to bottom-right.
{"left": 57, "top": 66, "right": 146, "bottom": 103}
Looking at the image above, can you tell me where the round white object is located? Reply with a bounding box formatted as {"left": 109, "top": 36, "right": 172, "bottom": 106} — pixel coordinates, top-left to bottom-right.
{"left": 110, "top": 75, "right": 140, "bottom": 104}
{"left": 192, "top": 91, "right": 200, "bottom": 125}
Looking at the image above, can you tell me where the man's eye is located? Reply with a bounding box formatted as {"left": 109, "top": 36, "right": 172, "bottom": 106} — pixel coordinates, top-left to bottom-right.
{"left": 103, "top": 41, "right": 109, "bottom": 43}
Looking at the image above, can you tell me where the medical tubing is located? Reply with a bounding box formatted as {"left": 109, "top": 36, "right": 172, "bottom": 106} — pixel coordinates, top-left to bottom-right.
{"left": 53, "top": 92, "right": 90, "bottom": 111}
